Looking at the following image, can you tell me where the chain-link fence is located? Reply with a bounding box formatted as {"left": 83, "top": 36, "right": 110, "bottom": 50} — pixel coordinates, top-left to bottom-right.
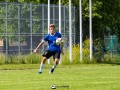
{"left": 0, "top": 2, "right": 119, "bottom": 63}
{"left": 0, "top": 2, "right": 76, "bottom": 55}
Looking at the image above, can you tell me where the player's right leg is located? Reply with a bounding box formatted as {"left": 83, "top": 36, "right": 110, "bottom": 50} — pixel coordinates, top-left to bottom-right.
{"left": 49, "top": 52, "right": 60, "bottom": 74}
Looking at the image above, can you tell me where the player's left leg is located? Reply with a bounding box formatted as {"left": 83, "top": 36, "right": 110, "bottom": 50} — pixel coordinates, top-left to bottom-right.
{"left": 49, "top": 52, "right": 60, "bottom": 74}
{"left": 49, "top": 58, "right": 59, "bottom": 74}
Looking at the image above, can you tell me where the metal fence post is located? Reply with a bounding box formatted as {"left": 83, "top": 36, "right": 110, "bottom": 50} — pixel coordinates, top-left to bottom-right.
{"left": 5, "top": 2, "right": 8, "bottom": 61}
{"left": 18, "top": 3, "right": 21, "bottom": 54}
{"left": 52, "top": 4, "right": 55, "bottom": 24}
{"left": 42, "top": 4, "right": 45, "bottom": 51}
{"left": 30, "top": 3, "right": 33, "bottom": 53}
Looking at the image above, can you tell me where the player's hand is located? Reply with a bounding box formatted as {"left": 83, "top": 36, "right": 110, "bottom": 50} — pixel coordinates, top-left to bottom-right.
{"left": 33, "top": 49, "right": 38, "bottom": 53}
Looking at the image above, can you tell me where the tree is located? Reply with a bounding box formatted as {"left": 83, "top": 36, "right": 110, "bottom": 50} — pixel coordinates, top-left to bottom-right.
{"left": 0, "top": 0, "right": 120, "bottom": 42}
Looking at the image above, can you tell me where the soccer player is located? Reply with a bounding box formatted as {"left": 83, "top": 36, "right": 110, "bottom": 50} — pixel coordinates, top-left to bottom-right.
{"left": 34, "top": 24, "right": 64, "bottom": 74}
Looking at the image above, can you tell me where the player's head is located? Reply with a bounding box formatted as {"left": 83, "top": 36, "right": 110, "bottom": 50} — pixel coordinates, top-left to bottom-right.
{"left": 49, "top": 24, "right": 55, "bottom": 35}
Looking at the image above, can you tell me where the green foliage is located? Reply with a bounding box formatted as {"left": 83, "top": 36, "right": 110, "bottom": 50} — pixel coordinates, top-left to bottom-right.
{"left": 25, "top": 53, "right": 42, "bottom": 64}
{"left": 82, "top": 39, "right": 90, "bottom": 62}
{"left": 82, "top": 0, "right": 102, "bottom": 19}
{"left": 0, "top": 53, "right": 42, "bottom": 64}
{"left": 72, "top": 44, "right": 80, "bottom": 64}
{"left": 0, "top": 53, "right": 6, "bottom": 64}
{"left": 61, "top": 49, "right": 70, "bottom": 65}
{"left": 82, "top": 38, "right": 97, "bottom": 64}
{"left": 0, "top": 48, "right": 120, "bottom": 65}
{"left": 62, "top": 39, "right": 96, "bottom": 65}
{"left": 104, "top": 53, "right": 120, "bottom": 63}
{"left": 0, "top": 0, "right": 120, "bottom": 65}
{"left": 0, "top": 3, "right": 47, "bottom": 43}
{"left": 0, "top": 0, "right": 120, "bottom": 41}
{"left": 10, "top": 54, "right": 26, "bottom": 64}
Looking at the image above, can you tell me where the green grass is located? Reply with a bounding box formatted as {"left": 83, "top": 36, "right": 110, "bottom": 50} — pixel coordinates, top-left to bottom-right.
{"left": 0, "top": 64, "right": 120, "bottom": 90}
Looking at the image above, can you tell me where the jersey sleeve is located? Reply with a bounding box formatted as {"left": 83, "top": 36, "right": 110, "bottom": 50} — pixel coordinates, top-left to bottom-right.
{"left": 59, "top": 33, "right": 62, "bottom": 38}
{"left": 43, "top": 34, "right": 49, "bottom": 42}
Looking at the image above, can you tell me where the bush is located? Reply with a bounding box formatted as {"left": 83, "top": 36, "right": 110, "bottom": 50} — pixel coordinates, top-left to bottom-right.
{"left": 0, "top": 53, "right": 42, "bottom": 65}
{"left": 10, "top": 54, "right": 25, "bottom": 64}
{"left": 104, "top": 53, "right": 120, "bottom": 63}
{"left": 0, "top": 53, "right": 6, "bottom": 64}
{"left": 25, "top": 53, "right": 42, "bottom": 64}
{"left": 72, "top": 44, "right": 80, "bottom": 64}
{"left": 61, "top": 38, "right": 96, "bottom": 65}
{"left": 61, "top": 49, "right": 71, "bottom": 65}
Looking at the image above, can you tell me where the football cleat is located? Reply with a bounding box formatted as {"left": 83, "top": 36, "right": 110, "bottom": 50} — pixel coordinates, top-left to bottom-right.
{"left": 38, "top": 71, "right": 42, "bottom": 74}
{"left": 49, "top": 68, "right": 54, "bottom": 74}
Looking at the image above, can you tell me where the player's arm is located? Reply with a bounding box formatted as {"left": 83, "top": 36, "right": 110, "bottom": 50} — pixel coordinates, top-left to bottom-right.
{"left": 34, "top": 34, "right": 48, "bottom": 53}
{"left": 33, "top": 40, "right": 44, "bottom": 53}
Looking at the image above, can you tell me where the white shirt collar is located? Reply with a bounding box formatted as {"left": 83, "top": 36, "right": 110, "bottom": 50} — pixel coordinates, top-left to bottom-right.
{"left": 50, "top": 32, "right": 56, "bottom": 36}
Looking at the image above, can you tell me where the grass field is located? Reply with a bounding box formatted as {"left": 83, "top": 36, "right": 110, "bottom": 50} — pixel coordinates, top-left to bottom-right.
{"left": 0, "top": 64, "right": 120, "bottom": 90}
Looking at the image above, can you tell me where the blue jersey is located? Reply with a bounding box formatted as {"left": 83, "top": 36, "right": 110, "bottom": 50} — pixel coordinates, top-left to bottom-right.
{"left": 43, "top": 32, "right": 62, "bottom": 52}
